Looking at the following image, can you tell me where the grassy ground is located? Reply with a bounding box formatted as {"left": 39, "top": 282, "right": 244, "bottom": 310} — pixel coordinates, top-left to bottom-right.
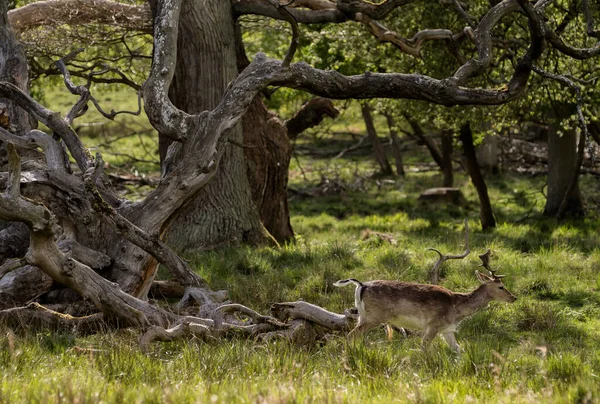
{"left": 3, "top": 89, "right": 600, "bottom": 403}
{"left": 2, "top": 158, "right": 600, "bottom": 402}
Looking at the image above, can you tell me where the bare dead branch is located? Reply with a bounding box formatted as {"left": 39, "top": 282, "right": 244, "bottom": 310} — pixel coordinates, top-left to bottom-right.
{"left": 0, "top": 302, "right": 104, "bottom": 332}
{"left": 0, "top": 127, "right": 69, "bottom": 172}
{"left": 7, "top": 0, "right": 152, "bottom": 33}
{"left": 285, "top": 98, "right": 339, "bottom": 140}
{"left": 26, "top": 130, "right": 69, "bottom": 172}
{"left": 57, "top": 239, "right": 111, "bottom": 271}
{"left": 139, "top": 322, "right": 213, "bottom": 353}
{"left": 0, "top": 126, "right": 35, "bottom": 150}
{"left": 336, "top": 0, "right": 416, "bottom": 20}
{"left": 142, "top": 0, "right": 193, "bottom": 141}
{"left": 234, "top": 0, "right": 346, "bottom": 23}
{"left": 331, "top": 135, "right": 368, "bottom": 159}
{"left": 89, "top": 89, "right": 143, "bottom": 121}
{"left": 213, "top": 303, "right": 288, "bottom": 331}
{"left": 582, "top": 0, "right": 600, "bottom": 38}
{"left": 5, "top": 143, "right": 21, "bottom": 197}
{"left": 358, "top": 13, "right": 455, "bottom": 57}
{"left": 428, "top": 220, "right": 470, "bottom": 284}
{"left": 452, "top": 0, "right": 521, "bottom": 85}
{"left": 451, "top": 0, "right": 477, "bottom": 27}
{"left": 0, "top": 257, "right": 26, "bottom": 279}
{"left": 55, "top": 49, "right": 92, "bottom": 124}
{"left": 266, "top": 0, "right": 300, "bottom": 67}
{"left": 0, "top": 147, "right": 173, "bottom": 328}
{"left": 270, "top": 301, "right": 355, "bottom": 331}
{"left": 526, "top": 0, "right": 600, "bottom": 59}
{"left": 234, "top": 0, "right": 415, "bottom": 23}
{"left": 0, "top": 82, "right": 93, "bottom": 173}
{"left": 288, "top": 0, "right": 335, "bottom": 10}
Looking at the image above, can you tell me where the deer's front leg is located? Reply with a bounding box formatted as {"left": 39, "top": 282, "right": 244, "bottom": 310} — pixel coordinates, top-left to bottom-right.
{"left": 442, "top": 332, "right": 462, "bottom": 353}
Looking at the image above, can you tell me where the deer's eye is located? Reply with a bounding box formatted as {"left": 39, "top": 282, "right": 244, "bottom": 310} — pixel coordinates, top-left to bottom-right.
{"left": 499, "top": 286, "right": 504, "bottom": 290}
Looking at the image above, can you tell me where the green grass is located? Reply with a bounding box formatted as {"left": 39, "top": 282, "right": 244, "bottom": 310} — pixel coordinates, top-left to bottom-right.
{"left": 3, "top": 165, "right": 600, "bottom": 402}
{"left": 5, "top": 87, "right": 600, "bottom": 403}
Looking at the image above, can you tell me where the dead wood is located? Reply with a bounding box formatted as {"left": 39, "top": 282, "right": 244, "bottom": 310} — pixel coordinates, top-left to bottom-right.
{"left": 149, "top": 280, "right": 187, "bottom": 299}
{"left": 285, "top": 98, "right": 339, "bottom": 140}
{"left": 360, "top": 229, "right": 398, "bottom": 246}
{"left": 271, "top": 301, "right": 356, "bottom": 331}
{"left": 0, "top": 302, "right": 104, "bottom": 333}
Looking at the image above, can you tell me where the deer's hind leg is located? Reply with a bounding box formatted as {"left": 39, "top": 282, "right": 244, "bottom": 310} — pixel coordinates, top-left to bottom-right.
{"left": 347, "top": 320, "right": 377, "bottom": 342}
{"left": 442, "top": 332, "right": 462, "bottom": 353}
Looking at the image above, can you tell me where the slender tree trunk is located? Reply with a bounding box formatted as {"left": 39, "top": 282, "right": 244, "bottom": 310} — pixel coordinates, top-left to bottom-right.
{"left": 361, "top": 103, "right": 393, "bottom": 176}
{"left": 459, "top": 122, "right": 496, "bottom": 230}
{"left": 543, "top": 126, "right": 585, "bottom": 218}
{"left": 440, "top": 130, "right": 454, "bottom": 187}
{"left": 404, "top": 115, "right": 444, "bottom": 169}
{"left": 384, "top": 113, "right": 405, "bottom": 177}
{"left": 158, "top": 0, "right": 271, "bottom": 251}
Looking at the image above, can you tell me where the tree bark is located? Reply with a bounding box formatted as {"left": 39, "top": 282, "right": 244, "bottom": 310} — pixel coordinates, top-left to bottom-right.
{"left": 543, "top": 126, "right": 585, "bottom": 218}
{"left": 0, "top": 3, "right": 40, "bottom": 303}
{"left": 361, "top": 103, "right": 393, "bottom": 176}
{"left": 440, "top": 130, "right": 454, "bottom": 187}
{"left": 285, "top": 98, "right": 339, "bottom": 140}
{"left": 383, "top": 113, "right": 405, "bottom": 177}
{"left": 242, "top": 96, "right": 294, "bottom": 243}
{"left": 459, "top": 122, "right": 496, "bottom": 230}
{"left": 158, "top": 0, "right": 272, "bottom": 251}
{"left": 405, "top": 115, "right": 444, "bottom": 169}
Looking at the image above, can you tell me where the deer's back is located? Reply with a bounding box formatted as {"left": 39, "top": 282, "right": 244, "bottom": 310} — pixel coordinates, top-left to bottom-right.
{"left": 359, "top": 280, "right": 455, "bottom": 329}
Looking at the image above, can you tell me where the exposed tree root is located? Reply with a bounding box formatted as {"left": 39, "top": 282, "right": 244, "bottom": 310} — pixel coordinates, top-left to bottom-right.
{"left": 0, "top": 302, "right": 104, "bottom": 333}
{"left": 137, "top": 300, "right": 358, "bottom": 352}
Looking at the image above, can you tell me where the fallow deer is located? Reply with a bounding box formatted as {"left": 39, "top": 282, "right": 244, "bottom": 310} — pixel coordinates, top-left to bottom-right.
{"left": 334, "top": 270, "right": 516, "bottom": 352}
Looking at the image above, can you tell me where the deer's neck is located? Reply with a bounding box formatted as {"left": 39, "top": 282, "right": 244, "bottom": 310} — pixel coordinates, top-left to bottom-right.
{"left": 454, "top": 285, "right": 491, "bottom": 321}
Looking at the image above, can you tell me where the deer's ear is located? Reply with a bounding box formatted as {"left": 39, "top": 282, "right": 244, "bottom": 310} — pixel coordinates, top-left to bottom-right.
{"left": 475, "top": 270, "right": 492, "bottom": 284}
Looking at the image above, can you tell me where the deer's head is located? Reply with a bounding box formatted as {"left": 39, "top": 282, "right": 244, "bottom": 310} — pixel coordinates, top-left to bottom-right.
{"left": 475, "top": 270, "right": 517, "bottom": 303}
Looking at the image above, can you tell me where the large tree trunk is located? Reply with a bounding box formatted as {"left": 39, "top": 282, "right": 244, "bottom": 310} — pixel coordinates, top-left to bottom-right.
{"left": 0, "top": 0, "right": 33, "bottom": 260}
{"left": 0, "top": 3, "right": 50, "bottom": 303}
{"left": 242, "top": 96, "right": 294, "bottom": 243}
{"left": 361, "top": 103, "right": 393, "bottom": 176}
{"left": 459, "top": 122, "right": 496, "bottom": 230}
{"left": 543, "top": 126, "right": 585, "bottom": 218}
{"left": 159, "top": 0, "right": 271, "bottom": 251}
{"left": 234, "top": 22, "right": 294, "bottom": 244}
{"left": 0, "top": 2, "right": 33, "bottom": 140}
